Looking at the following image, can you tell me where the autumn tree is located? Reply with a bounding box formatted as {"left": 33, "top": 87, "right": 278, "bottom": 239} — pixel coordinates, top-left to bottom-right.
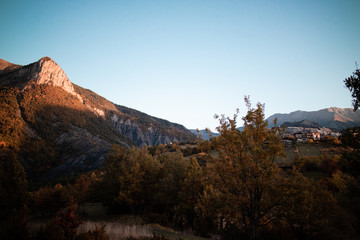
{"left": 55, "top": 203, "right": 82, "bottom": 240}
{"left": 174, "top": 157, "right": 205, "bottom": 230}
{"left": 0, "top": 150, "right": 28, "bottom": 239}
{"left": 344, "top": 65, "right": 360, "bottom": 111}
{"left": 0, "top": 150, "right": 27, "bottom": 216}
{"left": 341, "top": 127, "right": 360, "bottom": 150}
{"left": 153, "top": 150, "right": 189, "bottom": 219}
{"left": 95, "top": 145, "right": 163, "bottom": 213}
{"left": 338, "top": 127, "right": 360, "bottom": 233}
{"left": 201, "top": 97, "right": 287, "bottom": 240}
{"left": 284, "top": 170, "right": 338, "bottom": 239}
{"left": 95, "top": 146, "right": 142, "bottom": 212}
{"left": 30, "top": 184, "right": 69, "bottom": 217}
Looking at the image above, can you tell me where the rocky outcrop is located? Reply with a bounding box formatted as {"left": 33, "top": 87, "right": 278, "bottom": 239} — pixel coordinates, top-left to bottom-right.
{"left": 0, "top": 57, "right": 82, "bottom": 100}
{"left": 27, "top": 57, "right": 75, "bottom": 93}
{"left": 0, "top": 58, "right": 113, "bottom": 117}
{"left": 110, "top": 115, "right": 179, "bottom": 146}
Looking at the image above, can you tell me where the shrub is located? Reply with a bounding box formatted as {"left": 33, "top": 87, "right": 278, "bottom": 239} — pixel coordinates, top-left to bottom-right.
{"left": 76, "top": 224, "right": 109, "bottom": 240}
{"left": 33, "top": 204, "right": 82, "bottom": 240}
{"left": 295, "top": 156, "right": 321, "bottom": 171}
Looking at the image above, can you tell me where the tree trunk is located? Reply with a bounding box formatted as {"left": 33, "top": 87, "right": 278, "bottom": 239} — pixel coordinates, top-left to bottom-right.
{"left": 249, "top": 222, "right": 256, "bottom": 240}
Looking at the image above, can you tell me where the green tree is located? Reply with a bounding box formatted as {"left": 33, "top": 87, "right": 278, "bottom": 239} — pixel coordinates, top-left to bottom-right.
{"left": 344, "top": 65, "right": 360, "bottom": 111}
{"left": 202, "top": 98, "right": 286, "bottom": 240}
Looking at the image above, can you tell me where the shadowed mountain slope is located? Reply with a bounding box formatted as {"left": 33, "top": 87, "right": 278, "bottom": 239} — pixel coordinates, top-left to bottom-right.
{"left": 0, "top": 57, "right": 195, "bottom": 180}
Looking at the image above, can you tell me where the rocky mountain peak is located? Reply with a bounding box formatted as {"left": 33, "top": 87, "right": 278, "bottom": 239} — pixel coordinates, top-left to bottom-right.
{"left": 27, "top": 57, "right": 75, "bottom": 95}
{"left": 0, "top": 57, "right": 83, "bottom": 102}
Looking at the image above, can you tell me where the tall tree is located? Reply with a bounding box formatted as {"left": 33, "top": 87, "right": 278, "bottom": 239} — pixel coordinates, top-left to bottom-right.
{"left": 0, "top": 150, "right": 27, "bottom": 217}
{"left": 344, "top": 65, "right": 360, "bottom": 111}
{"left": 175, "top": 157, "right": 205, "bottom": 229}
{"left": 0, "top": 150, "right": 28, "bottom": 240}
{"left": 202, "top": 97, "right": 286, "bottom": 240}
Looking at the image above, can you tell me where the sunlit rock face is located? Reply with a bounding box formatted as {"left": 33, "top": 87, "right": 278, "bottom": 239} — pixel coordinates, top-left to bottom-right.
{"left": 0, "top": 57, "right": 84, "bottom": 102}
{"left": 1, "top": 57, "right": 73, "bottom": 93}
{"left": 26, "top": 57, "right": 75, "bottom": 95}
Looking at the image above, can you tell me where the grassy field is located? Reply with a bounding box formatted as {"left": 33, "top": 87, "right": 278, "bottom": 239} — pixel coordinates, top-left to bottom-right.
{"left": 276, "top": 142, "right": 332, "bottom": 167}
{"left": 150, "top": 224, "right": 209, "bottom": 240}
{"left": 28, "top": 201, "right": 210, "bottom": 240}
{"left": 76, "top": 203, "right": 210, "bottom": 240}
{"left": 77, "top": 220, "right": 210, "bottom": 240}
{"left": 296, "top": 143, "right": 322, "bottom": 157}
{"left": 277, "top": 146, "right": 298, "bottom": 167}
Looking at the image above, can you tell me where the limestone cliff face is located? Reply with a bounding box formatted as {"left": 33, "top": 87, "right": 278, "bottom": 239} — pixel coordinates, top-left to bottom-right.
{"left": 110, "top": 114, "right": 178, "bottom": 147}
{"left": 74, "top": 85, "right": 196, "bottom": 147}
{"left": 25, "top": 57, "right": 76, "bottom": 94}
{"left": 0, "top": 57, "right": 75, "bottom": 94}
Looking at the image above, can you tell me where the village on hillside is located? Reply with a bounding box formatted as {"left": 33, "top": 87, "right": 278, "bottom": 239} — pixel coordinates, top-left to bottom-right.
{"left": 279, "top": 126, "right": 341, "bottom": 144}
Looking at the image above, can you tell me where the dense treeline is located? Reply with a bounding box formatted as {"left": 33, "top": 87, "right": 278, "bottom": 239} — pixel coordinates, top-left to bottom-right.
{"left": 1, "top": 99, "right": 360, "bottom": 240}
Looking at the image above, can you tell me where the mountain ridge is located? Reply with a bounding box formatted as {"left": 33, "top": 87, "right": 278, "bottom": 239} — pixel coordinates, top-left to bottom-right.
{"left": 0, "top": 57, "right": 195, "bottom": 180}
{"left": 0, "top": 59, "right": 21, "bottom": 72}
{"left": 280, "top": 119, "right": 321, "bottom": 128}
{"left": 267, "top": 107, "right": 360, "bottom": 130}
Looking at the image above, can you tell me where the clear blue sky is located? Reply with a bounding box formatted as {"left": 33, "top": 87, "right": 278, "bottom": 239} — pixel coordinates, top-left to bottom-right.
{"left": 1, "top": 0, "right": 359, "bottom": 131}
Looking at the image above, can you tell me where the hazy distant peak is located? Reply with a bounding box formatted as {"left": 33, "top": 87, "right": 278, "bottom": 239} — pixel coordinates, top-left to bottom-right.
{"left": 267, "top": 107, "right": 360, "bottom": 130}
{"left": 281, "top": 107, "right": 353, "bottom": 116}
{"left": 327, "top": 107, "right": 339, "bottom": 112}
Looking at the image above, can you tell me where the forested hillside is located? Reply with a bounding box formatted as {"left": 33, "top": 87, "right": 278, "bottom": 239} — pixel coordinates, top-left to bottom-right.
{"left": 0, "top": 57, "right": 195, "bottom": 180}
{"left": 1, "top": 99, "right": 359, "bottom": 240}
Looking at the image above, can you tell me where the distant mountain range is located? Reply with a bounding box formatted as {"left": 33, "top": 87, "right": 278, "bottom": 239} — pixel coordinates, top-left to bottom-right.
{"left": 190, "top": 129, "right": 219, "bottom": 140}
{"left": 267, "top": 108, "right": 360, "bottom": 130}
{"left": 194, "top": 108, "right": 360, "bottom": 135}
{"left": 0, "top": 57, "right": 195, "bottom": 180}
